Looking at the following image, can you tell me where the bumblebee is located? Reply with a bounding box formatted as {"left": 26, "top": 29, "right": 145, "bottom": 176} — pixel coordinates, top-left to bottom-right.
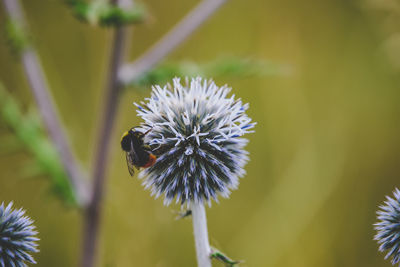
{"left": 121, "top": 128, "right": 157, "bottom": 176}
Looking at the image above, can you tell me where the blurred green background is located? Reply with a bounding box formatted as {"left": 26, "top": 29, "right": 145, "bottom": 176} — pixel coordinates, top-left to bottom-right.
{"left": 1, "top": 0, "right": 400, "bottom": 266}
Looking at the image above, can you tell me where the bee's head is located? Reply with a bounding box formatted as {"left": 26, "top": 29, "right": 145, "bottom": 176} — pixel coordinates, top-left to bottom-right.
{"left": 121, "top": 131, "right": 132, "bottom": 152}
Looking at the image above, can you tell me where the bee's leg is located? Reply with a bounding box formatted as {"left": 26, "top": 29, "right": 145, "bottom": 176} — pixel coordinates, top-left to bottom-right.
{"left": 143, "top": 127, "right": 152, "bottom": 136}
{"left": 143, "top": 144, "right": 152, "bottom": 151}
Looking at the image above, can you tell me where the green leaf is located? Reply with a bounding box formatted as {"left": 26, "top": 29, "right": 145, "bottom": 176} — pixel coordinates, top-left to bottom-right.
{"left": 4, "top": 19, "right": 30, "bottom": 57}
{"left": 129, "top": 57, "right": 289, "bottom": 88}
{"left": 66, "top": 0, "right": 146, "bottom": 27}
{"left": 211, "top": 247, "right": 242, "bottom": 267}
{"left": 0, "top": 84, "right": 77, "bottom": 206}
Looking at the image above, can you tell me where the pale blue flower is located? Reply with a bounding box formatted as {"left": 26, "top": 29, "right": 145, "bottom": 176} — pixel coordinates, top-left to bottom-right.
{"left": 375, "top": 188, "right": 400, "bottom": 266}
{"left": 135, "top": 77, "right": 255, "bottom": 205}
{"left": 0, "top": 202, "right": 39, "bottom": 266}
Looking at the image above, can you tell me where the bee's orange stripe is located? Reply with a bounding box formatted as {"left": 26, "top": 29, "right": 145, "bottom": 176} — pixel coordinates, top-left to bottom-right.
{"left": 143, "top": 154, "right": 157, "bottom": 168}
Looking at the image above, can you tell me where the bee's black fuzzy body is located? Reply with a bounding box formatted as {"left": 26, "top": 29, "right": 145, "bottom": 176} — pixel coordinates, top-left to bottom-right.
{"left": 121, "top": 129, "right": 156, "bottom": 176}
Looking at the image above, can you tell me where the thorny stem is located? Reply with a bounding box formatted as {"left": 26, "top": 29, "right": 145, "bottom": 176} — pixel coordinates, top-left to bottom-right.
{"left": 1, "top": 0, "right": 88, "bottom": 206}
{"left": 118, "top": 0, "right": 228, "bottom": 84}
{"left": 192, "top": 203, "right": 212, "bottom": 267}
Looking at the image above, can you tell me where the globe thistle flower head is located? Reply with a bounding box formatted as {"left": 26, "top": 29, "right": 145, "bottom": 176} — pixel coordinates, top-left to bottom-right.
{"left": 0, "top": 202, "right": 39, "bottom": 266}
{"left": 375, "top": 188, "right": 400, "bottom": 266}
{"left": 135, "top": 77, "right": 255, "bottom": 206}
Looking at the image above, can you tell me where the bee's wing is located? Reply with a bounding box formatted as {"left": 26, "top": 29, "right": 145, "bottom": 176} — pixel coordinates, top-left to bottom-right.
{"left": 129, "top": 145, "right": 141, "bottom": 165}
{"left": 125, "top": 153, "right": 136, "bottom": 176}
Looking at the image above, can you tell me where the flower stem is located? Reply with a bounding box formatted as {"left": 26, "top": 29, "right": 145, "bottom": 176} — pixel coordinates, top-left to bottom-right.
{"left": 192, "top": 202, "right": 212, "bottom": 267}
{"left": 118, "top": 0, "right": 229, "bottom": 84}
{"left": 80, "top": 1, "right": 131, "bottom": 266}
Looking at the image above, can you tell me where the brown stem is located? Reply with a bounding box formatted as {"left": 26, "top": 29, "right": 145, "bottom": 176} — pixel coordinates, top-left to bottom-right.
{"left": 118, "top": 0, "right": 228, "bottom": 84}
{"left": 1, "top": 0, "right": 88, "bottom": 206}
{"left": 80, "top": 21, "right": 129, "bottom": 267}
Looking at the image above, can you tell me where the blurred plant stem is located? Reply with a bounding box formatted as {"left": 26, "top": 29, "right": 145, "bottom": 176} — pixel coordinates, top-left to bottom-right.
{"left": 1, "top": 0, "right": 88, "bottom": 206}
{"left": 192, "top": 203, "right": 212, "bottom": 267}
{"left": 80, "top": 2, "right": 130, "bottom": 267}
{"left": 119, "top": 0, "right": 228, "bottom": 85}
{"left": 0, "top": 85, "right": 77, "bottom": 205}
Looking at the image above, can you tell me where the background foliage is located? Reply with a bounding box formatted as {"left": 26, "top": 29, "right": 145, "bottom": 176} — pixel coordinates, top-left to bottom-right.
{"left": 1, "top": 0, "right": 400, "bottom": 266}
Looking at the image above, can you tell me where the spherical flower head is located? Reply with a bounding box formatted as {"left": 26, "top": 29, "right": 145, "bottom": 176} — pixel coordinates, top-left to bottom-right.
{"left": 135, "top": 77, "right": 255, "bottom": 206}
{"left": 0, "top": 202, "right": 39, "bottom": 266}
{"left": 375, "top": 188, "right": 400, "bottom": 266}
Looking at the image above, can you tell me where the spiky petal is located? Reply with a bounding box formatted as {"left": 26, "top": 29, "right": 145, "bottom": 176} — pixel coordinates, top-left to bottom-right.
{"left": 135, "top": 77, "right": 255, "bottom": 205}
{"left": 375, "top": 188, "right": 400, "bottom": 266}
{"left": 0, "top": 202, "right": 39, "bottom": 267}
